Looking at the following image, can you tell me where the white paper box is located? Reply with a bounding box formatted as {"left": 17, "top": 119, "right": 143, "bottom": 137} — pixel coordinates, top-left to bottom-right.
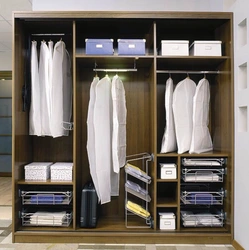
{"left": 160, "top": 163, "right": 177, "bottom": 179}
{"left": 189, "top": 41, "right": 222, "bottom": 56}
{"left": 161, "top": 40, "right": 189, "bottom": 56}
{"left": 159, "top": 212, "right": 176, "bottom": 230}
{"left": 24, "top": 162, "right": 53, "bottom": 181}
{"left": 51, "top": 162, "right": 73, "bottom": 181}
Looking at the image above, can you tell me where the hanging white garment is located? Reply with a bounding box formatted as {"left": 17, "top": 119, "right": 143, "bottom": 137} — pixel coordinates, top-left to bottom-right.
{"left": 160, "top": 77, "right": 177, "bottom": 153}
{"left": 172, "top": 77, "right": 196, "bottom": 154}
{"left": 39, "top": 41, "right": 51, "bottom": 136}
{"left": 86, "top": 76, "right": 101, "bottom": 201}
{"left": 29, "top": 41, "right": 41, "bottom": 136}
{"left": 48, "top": 40, "right": 54, "bottom": 120}
{"left": 111, "top": 75, "right": 127, "bottom": 196}
{"left": 94, "top": 76, "right": 112, "bottom": 204}
{"left": 50, "top": 40, "right": 72, "bottom": 138}
{"left": 189, "top": 78, "right": 213, "bottom": 154}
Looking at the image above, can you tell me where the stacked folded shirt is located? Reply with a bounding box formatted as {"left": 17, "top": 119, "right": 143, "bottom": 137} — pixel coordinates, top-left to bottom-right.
{"left": 183, "top": 173, "right": 220, "bottom": 182}
{"left": 126, "top": 200, "right": 150, "bottom": 218}
{"left": 125, "top": 163, "right": 151, "bottom": 183}
{"left": 29, "top": 211, "right": 67, "bottom": 226}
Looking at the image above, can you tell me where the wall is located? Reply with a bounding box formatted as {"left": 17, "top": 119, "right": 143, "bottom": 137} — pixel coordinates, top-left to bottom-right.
{"left": 224, "top": 1, "right": 249, "bottom": 249}
{"left": 32, "top": 0, "right": 223, "bottom": 12}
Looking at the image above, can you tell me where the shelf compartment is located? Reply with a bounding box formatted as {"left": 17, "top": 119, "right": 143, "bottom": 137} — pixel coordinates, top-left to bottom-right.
{"left": 21, "top": 191, "right": 73, "bottom": 205}
{"left": 21, "top": 211, "right": 73, "bottom": 227}
{"left": 182, "top": 168, "right": 225, "bottom": 183}
{"left": 180, "top": 190, "right": 224, "bottom": 205}
{"left": 181, "top": 210, "right": 224, "bottom": 227}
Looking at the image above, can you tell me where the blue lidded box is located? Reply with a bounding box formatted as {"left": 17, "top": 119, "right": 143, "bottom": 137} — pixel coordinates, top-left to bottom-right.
{"left": 85, "top": 39, "right": 114, "bottom": 55}
{"left": 118, "top": 39, "right": 146, "bottom": 55}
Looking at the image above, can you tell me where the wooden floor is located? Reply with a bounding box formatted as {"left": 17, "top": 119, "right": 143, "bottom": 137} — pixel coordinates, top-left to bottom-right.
{"left": 0, "top": 177, "right": 12, "bottom": 206}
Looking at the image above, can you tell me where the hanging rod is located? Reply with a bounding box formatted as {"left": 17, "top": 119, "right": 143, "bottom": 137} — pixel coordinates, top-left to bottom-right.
{"left": 156, "top": 70, "right": 220, "bottom": 74}
{"left": 93, "top": 68, "right": 137, "bottom": 72}
{"left": 31, "top": 33, "right": 66, "bottom": 36}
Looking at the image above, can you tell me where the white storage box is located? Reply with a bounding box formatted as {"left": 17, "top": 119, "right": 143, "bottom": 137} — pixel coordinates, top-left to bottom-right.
{"left": 160, "top": 163, "right": 177, "bottom": 179}
{"left": 161, "top": 40, "right": 189, "bottom": 56}
{"left": 189, "top": 41, "right": 222, "bottom": 56}
{"left": 50, "top": 162, "right": 73, "bottom": 181}
{"left": 24, "top": 162, "right": 53, "bottom": 181}
{"left": 159, "top": 212, "right": 176, "bottom": 230}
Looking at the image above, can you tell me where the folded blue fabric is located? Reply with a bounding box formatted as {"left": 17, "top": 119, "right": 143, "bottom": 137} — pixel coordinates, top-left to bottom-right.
{"left": 30, "top": 195, "right": 64, "bottom": 204}
{"left": 188, "top": 193, "right": 216, "bottom": 205}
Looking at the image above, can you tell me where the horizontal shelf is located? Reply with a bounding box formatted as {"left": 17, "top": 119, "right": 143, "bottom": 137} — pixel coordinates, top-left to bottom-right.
{"left": 75, "top": 55, "right": 154, "bottom": 68}
{"left": 157, "top": 198, "right": 178, "bottom": 207}
{"left": 157, "top": 178, "right": 178, "bottom": 183}
{"left": 17, "top": 180, "right": 73, "bottom": 185}
{"left": 157, "top": 151, "right": 230, "bottom": 158}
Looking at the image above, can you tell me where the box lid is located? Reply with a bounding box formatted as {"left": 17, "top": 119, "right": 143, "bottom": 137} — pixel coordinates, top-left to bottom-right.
{"left": 160, "top": 163, "right": 176, "bottom": 168}
{"left": 190, "top": 40, "right": 222, "bottom": 48}
{"left": 118, "top": 39, "right": 146, "bottom": 43}
{"left": 24, "top": 162, "right": 53, "bottom": 169}
{"left": 51, "top": 162, "right": 73, "bottom": 170}
{"left": 161, "top": 40, "right": 189, "bottom": 44}
{"left": 159, "top": 212, "right": 175, "bottom": 219}
{"left": 85, "top": 38, "right": 113, "bottom": 43}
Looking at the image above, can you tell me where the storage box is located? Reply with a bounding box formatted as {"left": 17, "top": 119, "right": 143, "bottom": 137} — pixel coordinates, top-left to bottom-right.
{"left": 118, "top": 39, "right": 146, "bottom": 55}
{"left": 159, "top": 212, "right": 176, "bottom": 230}
{"left": 161, "top": 40, "right": 189, "bottom": 56}
{"left": 85, "top": 39, "right": 113, "bottom": 55}
{"left": 50, "top": 162, "right": 73, "bottom": 181}
{"left": 160, "top": 163, "right": 177, "bottom": 179}
{"left": 189, "top": 41, "right": 222, "bottom": 56}
{"left": 24, "top": 162, "right": 53, "bottom": 181}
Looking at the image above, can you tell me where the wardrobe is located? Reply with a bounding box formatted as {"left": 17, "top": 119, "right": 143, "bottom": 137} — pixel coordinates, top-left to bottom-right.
{"left": 12, "top": 11, "right": 234, "bottom": 244}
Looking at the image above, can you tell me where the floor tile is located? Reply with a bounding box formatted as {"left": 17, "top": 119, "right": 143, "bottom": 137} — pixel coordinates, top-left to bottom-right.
{"left": 156, "top": 246, "right": 176, "bottom": 250}
{"left": 0, "top": 220, "right": 11, "bottom": 227}
{"left": 0, "top": 207, "right": 12, "bottom": 220}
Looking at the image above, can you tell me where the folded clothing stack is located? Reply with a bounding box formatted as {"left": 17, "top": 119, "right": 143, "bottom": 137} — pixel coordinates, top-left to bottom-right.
{"left": 29, "top": 211, "right": 67, "bottom": 226}
{"left": 126, "top": 200, "right": 150, "bottom": 218}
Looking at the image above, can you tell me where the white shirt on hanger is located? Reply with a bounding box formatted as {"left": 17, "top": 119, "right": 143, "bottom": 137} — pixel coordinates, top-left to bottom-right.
{"left": 29, "top": 40, "right": 41, "bottom": 136}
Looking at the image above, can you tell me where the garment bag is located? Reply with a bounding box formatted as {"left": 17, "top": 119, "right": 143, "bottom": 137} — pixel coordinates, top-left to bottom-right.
{"left": 29, "top": 41, "right": 41, "bottom": 136}
{"left": 94, "top": 76, "right": 112, "bottom": 204}
{"left": 87, "top": 77, "right": 101, "bottom": 201}
{"left": 111, "top": 75, "right": 127, "bottom": 196}
{"left": 50, "top": 40, "right": 72, "bottom": 138}
{"left": 172, "top": 77, "right": 196, "bottom": 154}
{"left": 189, "top": 78, "right": 213, "bottom": 153}
{"left": 39, "top": 41, "right": 51, "bottom": 136}
{"left": 160, "top": 77, "right": 177, "bottom": 153}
